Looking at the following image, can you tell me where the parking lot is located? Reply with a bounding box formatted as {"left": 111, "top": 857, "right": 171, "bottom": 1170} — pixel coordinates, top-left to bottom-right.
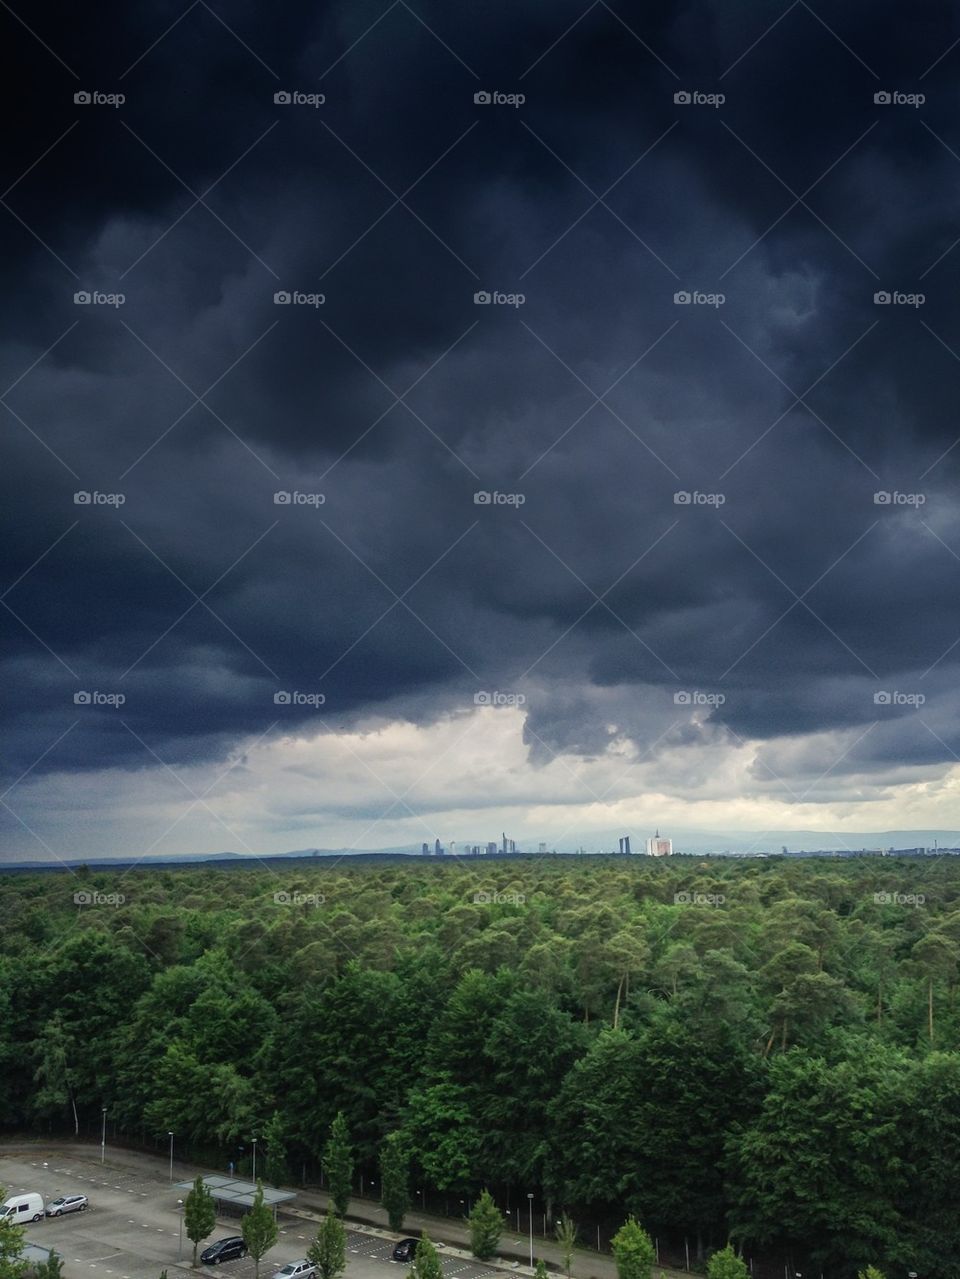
{"left": 0, "top": 1152, "right": 505, "bottom": 1279}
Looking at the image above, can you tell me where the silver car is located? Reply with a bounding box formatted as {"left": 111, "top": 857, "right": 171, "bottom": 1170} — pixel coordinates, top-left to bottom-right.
{"left": 272, "top": 1262, "right": 316, "bottom": 1279}
{"left": 46, "top": 1195, "right": 88, "bottom": 1217}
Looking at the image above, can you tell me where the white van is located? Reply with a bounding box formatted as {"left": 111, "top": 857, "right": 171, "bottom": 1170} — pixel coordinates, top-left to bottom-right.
{"left": 1, "top": 1193, "right": 44, "bottom": 1222}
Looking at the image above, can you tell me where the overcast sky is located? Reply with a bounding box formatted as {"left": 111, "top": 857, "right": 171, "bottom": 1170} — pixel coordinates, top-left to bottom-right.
{"left": 4, "top": 0, "right": 960, "bottom": 862}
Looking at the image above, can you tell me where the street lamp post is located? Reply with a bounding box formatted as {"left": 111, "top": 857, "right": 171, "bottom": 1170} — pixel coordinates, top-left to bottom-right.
{"left": 168, "top": 1132, "right": 174, "bottom": 1183}
{"left": 100, "top": 1107, "right": 107, "bottom": 1165}
{"left": 177, "top": 1200, "right": 184, "bottom": 1262}
{"left": 527, "top": 1193, "right": 534, "bottom": 1268}
{"left": 252, "top": 1138, "right": 258, "bottom": 1183}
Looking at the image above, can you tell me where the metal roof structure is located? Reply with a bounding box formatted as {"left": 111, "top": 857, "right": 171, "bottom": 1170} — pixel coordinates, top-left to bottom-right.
{"left": 174, "top": 1176, "right": 296, "bottom": 1209}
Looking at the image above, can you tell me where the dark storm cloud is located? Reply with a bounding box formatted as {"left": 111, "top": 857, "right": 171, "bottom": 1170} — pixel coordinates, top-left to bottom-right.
{"left": 4, "top": 0, "right": 960, "bottom": 832}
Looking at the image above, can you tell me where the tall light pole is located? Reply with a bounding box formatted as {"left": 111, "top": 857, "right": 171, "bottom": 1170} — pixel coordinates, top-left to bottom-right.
{"left": 100, "top": 1107, "right": 107, "bottom": 1165}
{"left": 177, "top": 1200, "right": 184, "bottom": 1262}
{"left": 527, "top": 1193, "right": 534, "bottom": 1268}
{"left": 252, "top": 1138, "right": 257, "bottom": 1183}
{"left": 168, "top": 1132, "right": 174, "bottom": 1183}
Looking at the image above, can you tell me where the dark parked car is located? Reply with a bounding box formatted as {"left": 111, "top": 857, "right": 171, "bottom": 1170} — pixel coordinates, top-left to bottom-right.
{"left": 201, "top": 1238, "right": 248, "bottom": 1265}
{"left": 392, "top": 1240, "right": 420, "bottom": 1262}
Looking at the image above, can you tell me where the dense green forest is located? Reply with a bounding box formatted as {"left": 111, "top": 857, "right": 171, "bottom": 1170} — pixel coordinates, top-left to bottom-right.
{"left": 2, "top": 856, "right": 959, "bottom": 1279}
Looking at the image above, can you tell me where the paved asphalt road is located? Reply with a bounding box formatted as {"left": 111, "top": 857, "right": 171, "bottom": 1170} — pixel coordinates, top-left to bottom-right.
{"left": 0, "top": 1150, "right": 510, "bottom": 1279}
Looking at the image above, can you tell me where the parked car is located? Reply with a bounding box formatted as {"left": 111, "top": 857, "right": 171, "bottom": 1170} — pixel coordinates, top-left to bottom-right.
{"left": 201, "top": 1238, "right": 248, "bottom": 1265}
{"left": 46, "top": 1195, "right": 88, "bottom": 1217}
{"left": 0, "top": 1194, "right": 44, "bottom": 1223}
{"left": 272, "top": 1261, "right": 316, "bottom": 1279}
{"left": 392, "top": 1240, "right": 420, "bottom": 1262}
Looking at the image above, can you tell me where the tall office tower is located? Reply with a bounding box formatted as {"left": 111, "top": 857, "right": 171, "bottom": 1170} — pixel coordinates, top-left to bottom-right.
{"left": 422, "top": 842, "right": 429, "bottom": 855}
{"left": 624, "top": 836, "right": 631, "bottom": 855}
{"left": 645, "top": 829, "right": 673, "bottom": 856}
{"left": 618, "top": 837, "right": 624, "bottom": 854}
{"left": 435, "top": 838, "right": 442, "bottom": 856}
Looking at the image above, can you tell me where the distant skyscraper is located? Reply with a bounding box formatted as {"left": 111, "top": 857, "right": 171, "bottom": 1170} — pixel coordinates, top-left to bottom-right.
{"left": 645, "top": 829, "right": 672, "bottom": 856}
{"left": 435, "top": 838, "right": 442, "bottom": 856}
{"left": 486, "top": 841, "right": 497, "bottom": 855}
{"left": 422, "top": 842, "right": 429, "bottom": 856}
{"left": 538, "top": 842, "right": 547, "bottom": 854}
{"left": 618, "top": 837, "right": 624, "bottom": 854}
{"left": 624, "top": 835, "right": 631, "bottom": 855}
{"left": 502, "top": 831, "right": 507, "bottom": 855}
{"left": 509, "top": 839, "right": 516, "bottom": 854}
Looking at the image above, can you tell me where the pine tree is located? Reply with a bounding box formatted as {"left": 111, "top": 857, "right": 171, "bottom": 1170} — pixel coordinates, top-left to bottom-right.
{"left": 469, "top": 1190, "right": 502, "bottom": 1261}
{"left": 611, "top": 1218, "right": 655, "bottom": 1279}
{"left": 706, "top": 1246, "right": 748, "bottom": 1279}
